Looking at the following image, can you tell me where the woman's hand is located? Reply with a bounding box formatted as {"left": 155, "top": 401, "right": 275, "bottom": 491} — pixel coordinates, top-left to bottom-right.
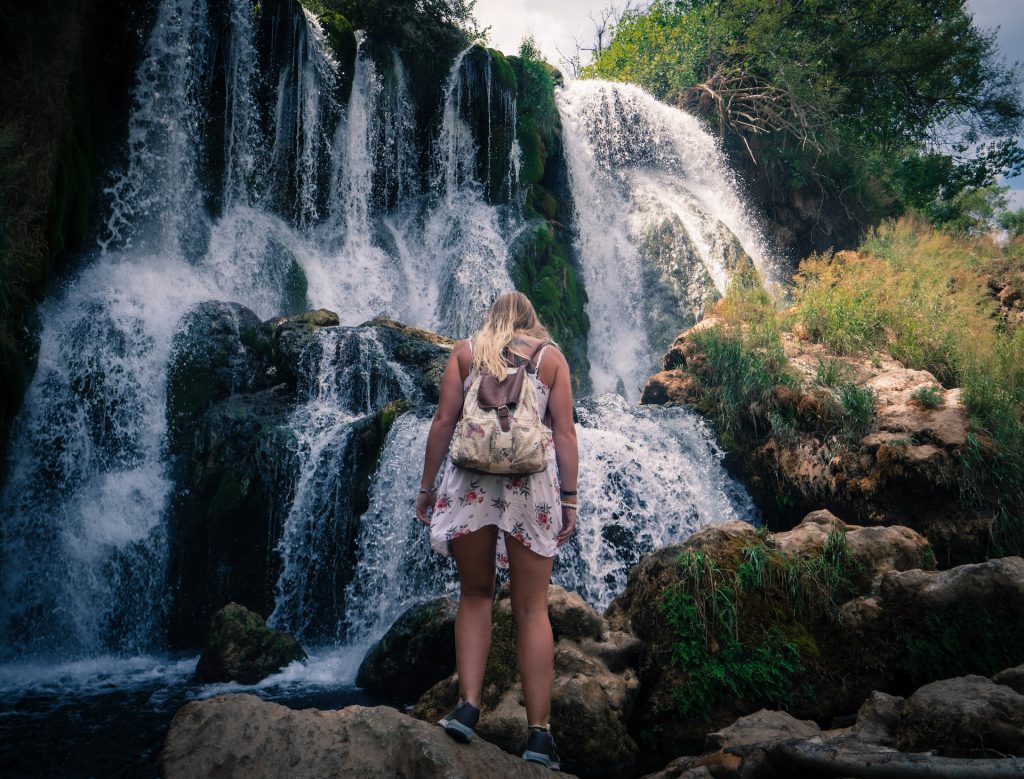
{"left": 557, "top": 504, "right": 576, "bottom": 545}
{"left": 415, "top": 490, "right": 434, "bottom": 525}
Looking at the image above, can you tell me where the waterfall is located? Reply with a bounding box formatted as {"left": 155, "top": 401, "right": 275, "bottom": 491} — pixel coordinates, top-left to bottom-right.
{"left": 557, "top": 80, "right": 779, "bottom": 399}
{"left": 268, "top": 327, "right": 418, "bottom": 643}
{"left": 0, "top": 0, "right": 768, "bottom": 669}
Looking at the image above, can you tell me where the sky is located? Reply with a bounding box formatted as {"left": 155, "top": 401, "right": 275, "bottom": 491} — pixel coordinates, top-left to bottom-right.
{"left": 474, "top": 0, "right": 1024, "bottom": 207}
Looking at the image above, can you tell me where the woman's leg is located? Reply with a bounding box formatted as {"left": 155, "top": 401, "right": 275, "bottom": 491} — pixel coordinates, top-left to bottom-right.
{"left": 504, "top": 534, "right": 555, "bottom": 726}
{"left": 451, "top": 525, "right": 499, "bottom": 707}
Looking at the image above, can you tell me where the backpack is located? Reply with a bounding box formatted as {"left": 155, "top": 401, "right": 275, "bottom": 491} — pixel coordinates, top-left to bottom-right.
{"left": 449, "top": 340, "right": 552, "bottom": 475}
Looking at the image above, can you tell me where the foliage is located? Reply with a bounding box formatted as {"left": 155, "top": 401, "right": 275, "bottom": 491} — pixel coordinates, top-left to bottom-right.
{"left": 837, "top": 383, "right": 875, "bottom": 442}
{"left": 659, "top": 529, "right": 859, "bottom": 719}
{"left": 793, "top": 218, "right": 1024, "bottom": 552}
{"left": 688, "top": 264, "right": 794, "bottom": 435}
{"left": 583, "top": 0, "right": 1024, "bottom": 233}
{"left": 911, "top": 385, "right": 943, "bottom": 410}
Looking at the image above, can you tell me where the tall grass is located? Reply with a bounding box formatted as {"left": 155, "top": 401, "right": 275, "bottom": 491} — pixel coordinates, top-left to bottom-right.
{"left": 792, "top": 217, "right": 1024, "bottom": 552}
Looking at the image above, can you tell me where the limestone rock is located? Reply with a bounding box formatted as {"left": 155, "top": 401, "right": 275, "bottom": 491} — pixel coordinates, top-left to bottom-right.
{"left": 194, "top": 603, "right": 306, "bottom": 684}
{"left": 852, "top": 691, "right": 904, "bottom": 747}
{"left": 413, "top": 585, "right": 640, "bottom": 774}
{"left": 705, "top": 709, "right": 821, "bottom": 751}
{"left": 356, "top": 597, "right": 457, "bottom": 701}
{"left": 773, "top": 510, "right": 932, "bottom": 586}
{"left": 641, "top": 369, "right": 699, "bottom": 406}
{"left": 547, "top": 584, "right": 605, "bottom": 642}
{"left": 897, "top": 675, "right": 1024, "bottom": 757}
{"left": 993, "top": 663, "right": 1024, "bottom": 695}
{"left": 159, "top": 693, "right": 562, "bottom": 778}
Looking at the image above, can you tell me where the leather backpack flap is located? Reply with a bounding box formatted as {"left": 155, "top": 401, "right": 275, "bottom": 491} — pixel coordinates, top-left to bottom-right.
{"left": 477, "top": 368, "right": 526, "bottom": 432}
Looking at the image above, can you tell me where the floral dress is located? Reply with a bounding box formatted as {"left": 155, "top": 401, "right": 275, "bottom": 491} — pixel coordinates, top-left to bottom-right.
{"left": 429, "top": 341, "right": 562, "bottom": 568}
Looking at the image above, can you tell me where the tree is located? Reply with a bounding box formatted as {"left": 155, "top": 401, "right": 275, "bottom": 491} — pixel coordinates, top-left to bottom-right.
{"left": 582, "top": 0, "right": 1024, "bottom": 237}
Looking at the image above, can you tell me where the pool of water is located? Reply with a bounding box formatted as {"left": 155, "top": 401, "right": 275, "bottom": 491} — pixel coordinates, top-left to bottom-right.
{"left": 0, "top": 646, "right": 385, "bottom": 778}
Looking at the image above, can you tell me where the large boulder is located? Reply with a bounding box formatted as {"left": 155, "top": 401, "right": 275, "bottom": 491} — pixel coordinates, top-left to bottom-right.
{"left": 993, "top": 663, "right": 1024, "bottom": 695}
{"left": 897, "top": 675, "right": 1024, "bottom": 758}
{"left": 159, "top": 693, "right": 563, "bottom": 778}
{"left": 194, "top": 603, "right": 306, "bottom": 684}
{"left": 166, "top": 301, "right": 273, "bottom": 454}
{"left": 166, "top": 385, "right": 298, "bottom": 648}
{"left": 413, "top": 585, "right": 640, "bottom": 775}
{"left": 357, "top": 597, "right": 458, "bottom": 701}
{"left": 772, "top": 509, "right": 933, "bottom": 588}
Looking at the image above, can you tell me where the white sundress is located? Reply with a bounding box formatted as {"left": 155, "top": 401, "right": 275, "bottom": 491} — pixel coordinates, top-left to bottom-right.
{"left": 429, "top": 340, "right": 563, "bottom": 568}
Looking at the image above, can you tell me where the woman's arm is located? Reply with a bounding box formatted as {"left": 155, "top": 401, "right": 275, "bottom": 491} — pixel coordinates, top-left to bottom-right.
{"left": 546, "top": 349, "right": 579, "bottom": 545}
{"left": 415, "top": 341, "right": 470, "bottom": 524}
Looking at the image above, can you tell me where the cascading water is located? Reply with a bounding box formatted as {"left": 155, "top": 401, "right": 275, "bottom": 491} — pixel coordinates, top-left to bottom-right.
{"left": 0, "top": 4, "right": 773, "bottom": 773}
{"left": 557, "top": 80, "right": 779, "bottom": 399}
{"left": 268, "top": 327, "right": 418, "bottom": 643}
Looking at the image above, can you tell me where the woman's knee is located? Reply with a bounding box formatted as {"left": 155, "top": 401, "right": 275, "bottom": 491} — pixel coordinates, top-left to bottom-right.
{"left": 460, "top": 577, "right": 496, "bottom": 601}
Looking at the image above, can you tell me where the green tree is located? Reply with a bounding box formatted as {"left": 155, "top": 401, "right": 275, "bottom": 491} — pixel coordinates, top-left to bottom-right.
{"left": 584, "top": 0, "right": 1024, "bottom": 238}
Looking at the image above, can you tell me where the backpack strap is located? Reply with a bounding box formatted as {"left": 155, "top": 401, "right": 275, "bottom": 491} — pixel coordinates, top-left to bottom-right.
{"left": 503, "top": 339, "right": 548, "bottom": 373}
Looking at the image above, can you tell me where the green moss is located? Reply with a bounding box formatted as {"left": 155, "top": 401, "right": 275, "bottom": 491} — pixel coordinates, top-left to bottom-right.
{"left": 509, "top": 223, "right": 590, "bottom": 390}
{"left": 483, "top": 605, "right": 518, "bottom": 707}
{"left": 658, "top": 530, "right": 860, "bottom": 719}
{"left": 295, "top": 3, "right": 356, "bottom": 96}
{"left": 378, "top": 399, "right": 411, "bottom": 444}
{"left": 210, "top": 475, "right": 244, "bottom": 519}
{"left": 900, "top": 604, "right": 1024, "bottom": 688}
{"left": 487, "top": 48, "right": 516, "bottom": 91}
{"left": 284, "top": 255, "right": 308, "bottom": 315}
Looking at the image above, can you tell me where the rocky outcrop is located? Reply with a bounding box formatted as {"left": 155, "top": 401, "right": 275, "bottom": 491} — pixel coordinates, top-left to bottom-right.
{"left": 165, "top": 306, "right": 453, "bottom": 648}
{"left": 642, "top": 316, "right": 986, "bottom": 563}
{"left": 194, "top": 603, "right": 306, "bottom": 685}
{"left": 606, "top": 513, "right": 1024, "bottom": 761}
{"left": 413, "top": 584, "right": 641, "bottom": 776}
{"left": 166, "top": 301, "right": 275, "bottom": 454}
{"left": 159, "top": 693, "right": 564, "bottom": 778}
{"left": 897, "top": 675, "right": 1024, "bottom": 758}
{"left": 357, "top": 597, "right": 458, "bottom": 701}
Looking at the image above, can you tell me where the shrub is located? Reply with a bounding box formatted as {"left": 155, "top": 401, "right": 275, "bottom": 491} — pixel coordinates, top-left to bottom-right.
{"left": 659, "top": 530, "right": 860, "bottom": 719}
{"left": 911, "top": 385, "right": 942, "bottom": 409}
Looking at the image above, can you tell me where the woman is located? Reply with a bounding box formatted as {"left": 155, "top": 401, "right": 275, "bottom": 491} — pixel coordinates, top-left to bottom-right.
{"left": 415, "top": 291, "right": 578, "bottom": 771}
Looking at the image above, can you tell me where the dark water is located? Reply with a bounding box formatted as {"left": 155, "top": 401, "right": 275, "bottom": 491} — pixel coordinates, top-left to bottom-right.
{"left": 0, "top": 647, "right": 383, "bottom": 778}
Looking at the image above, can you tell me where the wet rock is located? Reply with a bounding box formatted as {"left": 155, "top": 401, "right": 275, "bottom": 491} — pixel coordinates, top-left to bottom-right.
{"left": 356, "top": 597, "right": 458, "bottom": 701}
{"left": 194, "top": 603, "right": 306, "bottom": 685}
{"left": 264, "top": 308, "right": 341, "bottom": 383}
{"left": 166, "top": 301, "right": 273, "bottom": 454}
{"left": 897, "top": 675, "right": 1024, "bottom": 757}
{"left": 366, "top": 317, "right": 453, "bottom": 403}
{"left": 852, "top": 691, "right": 904, "bottom": 747}
{"left": 166, "top": 385, "right": 298, "bottom": 648}
{"left": 413, "top": 585, "right": 640, "bottom": 775}
{"left": 159, "top": 693, "right": 561, "bottom": 778}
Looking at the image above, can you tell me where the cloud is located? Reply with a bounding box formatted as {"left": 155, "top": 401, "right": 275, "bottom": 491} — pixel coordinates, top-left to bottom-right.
{"left": 474, "top": 0, "right": 611, "bottom": 67}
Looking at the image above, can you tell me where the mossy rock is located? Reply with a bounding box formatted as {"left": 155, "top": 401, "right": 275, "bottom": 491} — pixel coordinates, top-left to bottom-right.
{"left": 356, "top": 597, "right": 458, "bottom": 699}
{"left": 509, "top": 222, "right": 590, "bottom": 392}
{"left": 194, "top": 602, "right": 307, "bottom": 684}
{"left": 294, "top": 2, "right": 357, "bottom": 97}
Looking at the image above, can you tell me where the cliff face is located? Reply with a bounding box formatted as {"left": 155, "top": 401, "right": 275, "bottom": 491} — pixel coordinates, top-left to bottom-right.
{"left": 0, "top": 0, "right": 155, "bottom": 463}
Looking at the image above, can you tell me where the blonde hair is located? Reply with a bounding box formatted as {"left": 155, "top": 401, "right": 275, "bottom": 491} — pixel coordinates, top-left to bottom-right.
{"left": 472, "top": 292, "right": 553, "bottom": 378}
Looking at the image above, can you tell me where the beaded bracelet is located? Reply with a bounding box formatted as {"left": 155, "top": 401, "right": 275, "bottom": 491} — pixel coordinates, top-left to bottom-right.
{"left": 418, "top": 486, "right": 437, "bottom": 494}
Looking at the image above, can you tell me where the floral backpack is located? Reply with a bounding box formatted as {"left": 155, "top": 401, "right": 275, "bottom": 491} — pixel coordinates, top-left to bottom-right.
{"left": 449, "top": 340, "right": 552, "bottom": 475}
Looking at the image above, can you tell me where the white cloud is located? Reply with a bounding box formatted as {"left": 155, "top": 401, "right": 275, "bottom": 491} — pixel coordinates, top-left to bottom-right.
{"left": 474, "top": 0, "right": 611, "bottom": 67}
